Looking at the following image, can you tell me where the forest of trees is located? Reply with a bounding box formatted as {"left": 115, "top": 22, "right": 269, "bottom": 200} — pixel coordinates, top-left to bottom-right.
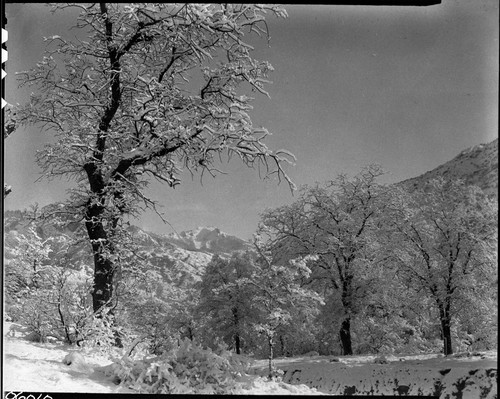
{"left": 5, "top": 169, "right": 497, "bottom": 363}
{"left": 3, "top": 3, "right": 498, "bottom": 391}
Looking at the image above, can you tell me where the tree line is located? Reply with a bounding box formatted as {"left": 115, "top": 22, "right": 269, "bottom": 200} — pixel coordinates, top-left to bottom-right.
{"left": 5, "top": 166, "right": 497, "bottom": 373}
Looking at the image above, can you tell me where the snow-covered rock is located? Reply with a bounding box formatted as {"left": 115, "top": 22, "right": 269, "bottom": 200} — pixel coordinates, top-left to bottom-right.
{"left": 62, "top": 351, "right": 92, "bottom": 373}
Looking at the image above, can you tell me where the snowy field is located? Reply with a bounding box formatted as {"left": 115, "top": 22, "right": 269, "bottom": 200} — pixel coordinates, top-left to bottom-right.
{"left": 2, "top": 322, "right": 320, "bottom": 395}
{"left": 3, "top": 321, "right": 496, "bottom": 396}
{"left": 251, "top": 351, "right": 497, "bottom": 397}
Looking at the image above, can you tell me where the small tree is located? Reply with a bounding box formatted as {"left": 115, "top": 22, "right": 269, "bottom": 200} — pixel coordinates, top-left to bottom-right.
{"left": 5, "top": 223, "right": 95, "bottom": 344}
{"left": 198, "top": 252, "right": 258, "bottom": 354}
{"left": 11, "top": 3, "right": 295, "bottom": 320}
{"left": 4, "top": 224, "right": 53, "bottom": 309}
{"left": 249, "top": 236, "right": 323, "bottom": 378}
{"left": 4, "top": 226, "right": 53, "bottom": 341}
{"left": 389, "top": 178, "right": 497, "bottom": 355}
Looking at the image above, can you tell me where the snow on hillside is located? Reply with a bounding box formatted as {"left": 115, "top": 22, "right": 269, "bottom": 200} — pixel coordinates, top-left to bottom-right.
{"left": 139, "top": 244, "right": 213, "bottom": 283}
{"left": 399, "top": 138, "right": 498, "bottom": 198}
{"left": 251, "top": 353, "right": 497, "bottom": 398}
{"left": 2, "top": 322, "right": 321, "bottom": 395}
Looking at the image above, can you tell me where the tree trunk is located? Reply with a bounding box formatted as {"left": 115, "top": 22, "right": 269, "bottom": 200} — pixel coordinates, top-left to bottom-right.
{"left": 187, "top": 325, "right": 194, "bottom": 341}
{"left": 235, "top": 334, "right": 241, "bottom": 355}
{"left": 84, "top": 200, "right": 123, "bottom": 348}
{"left": 232, "top": 307, "right": 241, "bottom": 354}
{"left": 85, "top": 211, "right": 115, "bottom": 314}
{"left": 439, "top": 304, "right": 453, "bottom": 355}
{"left": 268, "top": 335, "right": 275, "bottom": 379}
{"left": 339, "top": 272, "right": 354, "bottom": 356}
{"left": 279, "top": 334, "right": 286, "bottom": 357}
{"left": 339, "top": 317, "right": 353, "bottom": 355}
{"left": 57, "top": 300, "right": 72, "bottom": 344}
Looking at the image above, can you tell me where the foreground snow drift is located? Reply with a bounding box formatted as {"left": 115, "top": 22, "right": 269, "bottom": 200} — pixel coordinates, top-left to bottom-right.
{"left": 251, "top": 353, "right": 497, "bottom": 398}
{"left": 3, "top": 323, "right": 129, "bottom": 393}
{"left": 2, "top": 322, "right": 320, "bottom": 395}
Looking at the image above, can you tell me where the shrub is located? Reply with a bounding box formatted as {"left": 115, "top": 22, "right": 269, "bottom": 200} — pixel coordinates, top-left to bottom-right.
{"left": 125, "top": 296, "right": 180, "bottom": 355}
{"left": 19, "top": 293, "right": 55, "bottom": 343}
{"left": 107, "top": 338, "right": 252, "bottom": 394}
{"left": 78, "top": 309, "right": 123, "bottom": 353}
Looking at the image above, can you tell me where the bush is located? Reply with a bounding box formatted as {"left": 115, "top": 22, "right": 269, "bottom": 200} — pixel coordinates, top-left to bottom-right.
{"left": 19, "top": 294, "right": 56, "bottom": 343}
{"left": 125, "top": 296, "right": 180, "bottom": 355}
{"left": 5, "top": 259, "right": 95, "bottom": 345}
{"left": 107, "top": 338, "right": 252, "bottom": 394}
{"left": 77, "top": 309, "right": 124, "bottom": 353}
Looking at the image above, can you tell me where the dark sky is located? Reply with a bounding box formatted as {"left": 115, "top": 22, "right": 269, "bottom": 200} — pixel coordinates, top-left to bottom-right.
{"left": 4, "top": 2, "right": 498, "bottom": 240}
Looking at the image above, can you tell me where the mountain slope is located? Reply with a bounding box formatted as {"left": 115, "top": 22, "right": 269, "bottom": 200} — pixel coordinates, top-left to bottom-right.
{"left": 398, "top": 138, "right": 498, "bottom": 198}
{"left": 3, "top": 210, "right": 250, "bottom": 286}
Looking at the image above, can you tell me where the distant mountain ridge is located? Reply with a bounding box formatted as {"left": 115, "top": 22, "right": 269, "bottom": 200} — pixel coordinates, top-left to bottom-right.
{"left": 123, "top": 225, "right": 251, "bottom": 284}
{"left": 166, "top": 226, "right": 251, "bottom": 253}
{"left": 126, "top": 224, "right": 250, "bottom": 254}
{"left": 4, "top": 211, "right": 251, "bottom": 286}
{"left": 397, "top": 138, "right": 498, "bottom": 198}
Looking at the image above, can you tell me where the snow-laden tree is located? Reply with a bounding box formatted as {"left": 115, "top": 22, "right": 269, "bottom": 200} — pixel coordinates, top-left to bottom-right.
{"left": 388, "top": 178, "right": 498, "bottom": 355}
{"left": 259, "top": 165, "right": 390, "bottom": 355}
{"left": 4, "top": 225, "right": 52, "bottom": 302}
{"left": 352, "top": 270, "right": 443, "bottom": 354}
{"left": 197, "top": 252, "right": 258, "bottom": 355}
{"left": 249, "top": 236, "right": 323, "bottom": 377}
{"left": 10, "top": 3, "right": 295, "bottom": 317}
{"left": 4, "top": 222, "right": 95, "bottom": 344}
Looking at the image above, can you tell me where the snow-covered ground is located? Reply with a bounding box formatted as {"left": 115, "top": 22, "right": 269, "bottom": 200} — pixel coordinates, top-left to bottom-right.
{"left": 2, "top": 322, "right": 320, "bottom": 395}
{"left": 251, "top": 351, "right": 497, "bottom": 398}
{"left": 3, "top": 322, "right": 130, "bottom": 393}
{"left": 3, "top": 321, "right": 496, "bottom": 396}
